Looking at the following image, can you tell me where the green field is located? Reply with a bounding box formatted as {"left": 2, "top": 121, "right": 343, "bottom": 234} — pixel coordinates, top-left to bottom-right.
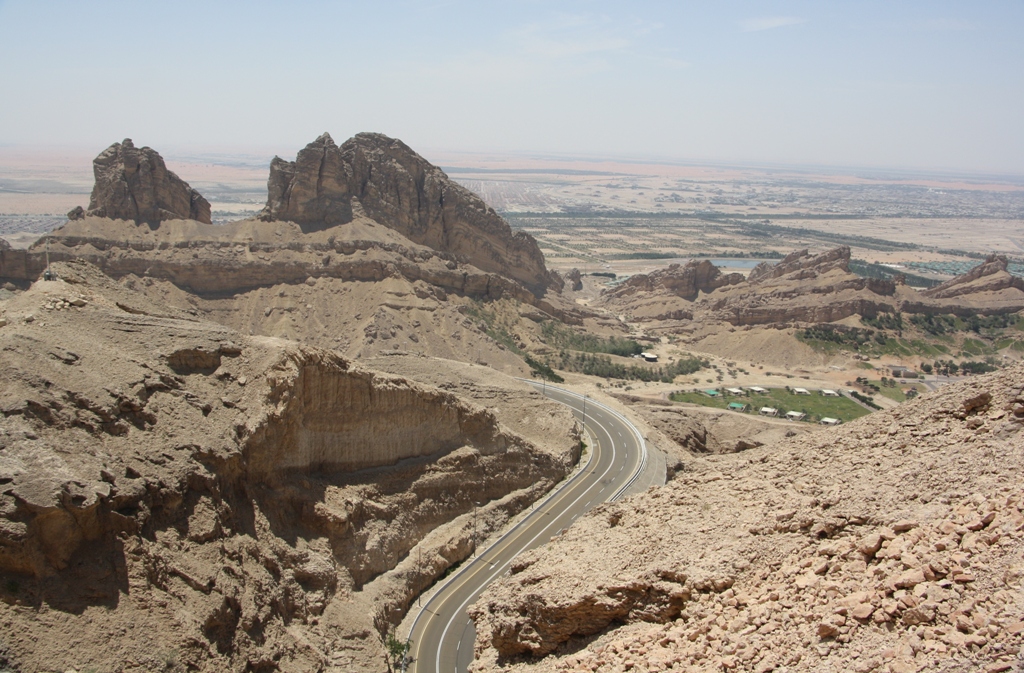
{"left": 669, "top": 387, "right": 871, "bottom": 423}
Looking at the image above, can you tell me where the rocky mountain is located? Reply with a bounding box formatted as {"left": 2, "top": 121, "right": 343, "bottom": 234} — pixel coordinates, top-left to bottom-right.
{"left": 260, "top": 132, "right": 561, "bottom": 296}
{"left": 598, "top": 246, "right": 1024, "bottom": 330}
{"left": 71, "top": 138, "right": 212, "bottom": 225}
{"left": 746, "top": 246, "right": 855, "bottom": 284}
{"left": 470, "top": 363, "right": 1024, "bottom": 673}
{"left": 922, "top": 255, "right": 1024, "bottom": 300}
{"left": 0, "top": 261, "right": 580, "bottom": 672}
{"left": 0, "top": 135, "right": 581, "bottom": 371}
{"left": 606, "top": 259, "right": 745, "bottom": 302}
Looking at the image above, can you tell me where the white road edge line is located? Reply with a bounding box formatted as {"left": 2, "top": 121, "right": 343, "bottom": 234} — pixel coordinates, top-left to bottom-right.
{"left": 406, "top": 380, "right": 648, "bottom": 673}
{"left": 407, "top": 383, "right": 599, "bottom": 670}
{"left": 434, "top": 406, "right": 621, "bottom": 673}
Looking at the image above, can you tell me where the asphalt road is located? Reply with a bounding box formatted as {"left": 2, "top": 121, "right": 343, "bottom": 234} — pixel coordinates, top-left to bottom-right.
{"left": 406, "top": 382, "right": 647, "bottom": 673}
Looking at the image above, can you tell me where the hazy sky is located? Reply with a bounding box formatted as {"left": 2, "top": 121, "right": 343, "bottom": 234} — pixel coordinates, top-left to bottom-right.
{"left": 1, "top": 1, "right": 1022, "bottom": 174}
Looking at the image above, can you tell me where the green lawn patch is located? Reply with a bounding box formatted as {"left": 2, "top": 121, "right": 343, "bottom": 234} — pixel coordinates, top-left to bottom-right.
{"left": 763, "top": 389, "right": 871, "bottom": 423}
{"left": 669, "top": 388, "right": 871, "bottom": 423}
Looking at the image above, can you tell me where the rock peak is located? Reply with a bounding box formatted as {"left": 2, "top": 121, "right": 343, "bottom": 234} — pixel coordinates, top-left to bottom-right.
{"left": 922, "top": 253, "right": 1024, "bottom": 299}
{"left": 83, "top": 140, "right": 211, "bottom": 225}
{"left": 260, "top": 132, "right": 561, "bottom": 295}
{"left": 313, "top": 132, "right": 336, "bottom": 147}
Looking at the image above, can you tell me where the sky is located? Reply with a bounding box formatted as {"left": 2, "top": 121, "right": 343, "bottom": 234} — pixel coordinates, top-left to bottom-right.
{"left": 1, "top": 0, "right": 1022, "bottom": 174}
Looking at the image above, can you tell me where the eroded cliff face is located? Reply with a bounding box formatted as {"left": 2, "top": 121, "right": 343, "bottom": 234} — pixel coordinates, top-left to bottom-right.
{"left": 259, "top": 132, "right": 562, "bottom": 296}
{"left": 746, "top": 246, "right": 854, "bottom": 284}
{"left": 0, "top": 261, "right": 579, "bottom": 673}
{"left": 920, "top": 254, "right": 1024, "bottom": 304}
{"left": 0, "top": 214, "right": 585, "bottom": 374}
{"left": 598, "top": 246, "right": 901, "bottom": 327}
{"left": 79, "top": 138, "right": 212, "bottom": 225}
{"left": 605, "top": 259, "right": 744, "bottom": 301}
{"left": 597, "top": 247, "right": 1024, "bottom": 332}
{"left": 243, "top": 349, "right": 521, "bottom": 475}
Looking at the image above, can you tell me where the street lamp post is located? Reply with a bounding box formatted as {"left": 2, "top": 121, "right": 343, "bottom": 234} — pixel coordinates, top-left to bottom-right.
{"left": 472, "top": 502, "right": 480, "bottom": 557}
{"left": 582, "top": 394, "right": 588, "bottom": 436}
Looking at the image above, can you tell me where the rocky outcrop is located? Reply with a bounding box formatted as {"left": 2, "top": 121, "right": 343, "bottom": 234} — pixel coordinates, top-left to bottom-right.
{"left": 606, "top": 259, "right": 743, "bottom": 301}
{"left": 922, "top": 254, "right": 1024, "bottom": 300}
{"left": 715, "top": 296, "right": 896, "bottom": 326}
{"left": 0, "top": 261, "right": 580, "bottom": 672}
{"left": 565, "top": 268, "right": 583, "bottom": 291}
{"left": 243, "top": 351, "right": 526, "bottom": 476}
{"left": 597, "top": 247, "right": 910, "bottom": 327}
{"left": 260, "top": 133, "right": 561, "bottom": 296}
{"left": 747, "top": 246, "right": 853, "bottom": 284}
{"left": 470, "top": 364, "right": 1024, "bottom": 673}
{"left": 83, "top": 139, "right": 211, "bottom": 225}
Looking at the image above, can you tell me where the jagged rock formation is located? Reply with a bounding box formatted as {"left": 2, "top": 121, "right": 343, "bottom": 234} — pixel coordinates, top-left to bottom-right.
{"left": 470, "top": 363, "right": 1024, "bottom": 673}
{"left": 747, "top": 246, "right": 854, "bottom": 284}
{"left": 599, "top": 247, "right": 899, "bottom": 326}
{"left": 922, "top": 254, "right": 1024, "bottom": 300}
{"left": 565, "top": 268, "right": 583, "bottom": 292}
{"left": 82, "top": 139, "right": 211, "bottom": 225}
{"left": 0, "top": 215, "right": 582, "bottom": 370}
{"left": 0, "top": 261, "right": 579, "bottom": 672}
{"left": 259, "top": 132, "right": 561, "bottom": 296}
{"left": 606, "top": 259, "right": 744, "bottom": 301}
{"left": 597, "top": 247, "right": 1024, "bottom": 333}
{"left": 710, "top": 247, "right": 897, "bottom": 326}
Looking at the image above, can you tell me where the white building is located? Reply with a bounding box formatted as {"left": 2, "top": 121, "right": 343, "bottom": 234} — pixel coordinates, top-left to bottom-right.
{"left": 821, "top": 389, "right": 840, "bottom": 397}
{"left": 785, "top": 411, "right": 806, "bottom": 421}
{"left": 793, "top": 387, "right": 811, "bottom": 395}
{"left": 820, "top": 417, "right": 841, "bottom": 426}
{"left": 726, "top": 387, "right": 744, "bottom": 395}
{"left": 759, "top": 407, "right": 778, "bottom": 417}
{"left": 748, "top": 386, "right": 768, "bottom": 394}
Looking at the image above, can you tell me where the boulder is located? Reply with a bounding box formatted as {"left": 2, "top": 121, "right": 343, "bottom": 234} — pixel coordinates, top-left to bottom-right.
{"left": 85, "top": 139, "right": 211, "bottom": 225}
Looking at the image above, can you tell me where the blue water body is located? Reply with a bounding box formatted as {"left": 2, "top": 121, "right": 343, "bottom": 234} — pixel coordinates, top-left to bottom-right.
{"left": 708, "top": 259, "right": 763, "bottom": 269}
{"left": 653, "top": 258, "right": 766, "bottom": 268}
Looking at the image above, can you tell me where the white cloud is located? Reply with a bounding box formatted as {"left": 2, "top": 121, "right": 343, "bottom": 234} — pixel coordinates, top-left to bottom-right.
{"left": 741, "top": 16, "right": 806, "bottom": 33}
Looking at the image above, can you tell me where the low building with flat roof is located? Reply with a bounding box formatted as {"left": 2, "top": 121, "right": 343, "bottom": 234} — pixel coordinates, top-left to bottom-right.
{"left": 726, "top": 387, "right": 744, "bottom": 395}
{"left": 821, "top": 389, "right": 839, "bottom": 397}
{"left": 785, "top": 411, "right": 806, "bottom": 421}
{"left": 728, "top": 402, "right": 748, "bottom": 412}
{"left": 759, "top": 407, "right": 778, "bottom": 417}
{"left": 820, "top": 417, "right": 841, "bottom": 426}
{"left": 793, "top": 387, "right": 811, "bottom": 395}
{"left": 748, "top": 386, "right": 768, "bottom": 394}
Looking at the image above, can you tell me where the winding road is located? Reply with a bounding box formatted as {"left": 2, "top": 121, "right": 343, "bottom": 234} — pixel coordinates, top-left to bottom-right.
{"left": 406, "top": 382, "right": 647, "bottom": 673}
